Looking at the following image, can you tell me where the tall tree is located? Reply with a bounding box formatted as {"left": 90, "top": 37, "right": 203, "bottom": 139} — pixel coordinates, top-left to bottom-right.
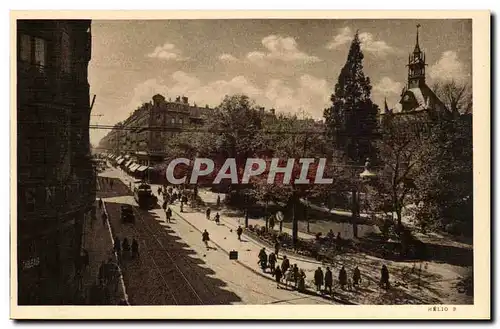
{"left": 324, "top": 31, "right": 380, "bottom": 164}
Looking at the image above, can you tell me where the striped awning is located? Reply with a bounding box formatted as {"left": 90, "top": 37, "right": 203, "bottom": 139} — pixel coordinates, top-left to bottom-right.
{"left": 136, "top": 166, "right": 149, "bottom": 172}
{"left": 124, "top": 160, "right": 133, "bottom": 167}
{"left": 117, "top": 158, "right": 125, "bottom": 165}
{"left": 129, "top": 164, "right": 141, "bottom": 173}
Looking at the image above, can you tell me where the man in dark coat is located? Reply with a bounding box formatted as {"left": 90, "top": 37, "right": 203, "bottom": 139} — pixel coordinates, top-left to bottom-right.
{"left": 131, "top": 238, "right": 139, "bottom": 259}
{"left": 258, "top": 248, "right": 268, "bottom": 272}
{"left": 274, "top": 241, "right": 281, "bottom": 258}
{"left": 268, "top": 252, "right": 277, "bottom": 275}
{"left": 314, "top": 267, "right": 324, "bottom": 292}
{"left": 380, "top": 265, "right": 390, "bottom": 289}
{"left": 339, "top": 266, "right": 347, "bottom": 290}
{"left": 236, "top": 226, "right": 243, "bottom": 241}
{"left": 292, "top": 264, "right": 299, "bottom": 289}
{"left": 274, "top": 266, "right": 282, "bottom": 288}
{"left": 353, "top": 266, "right": 361, "bottom": 288}
{"left": 281, "top": 255, "right": 290, "bottom": 278}
{"left": 324, "top": 267, "right": 333, "bottom": 295}
{"left": 202, "top": 230, "right": 210, "bottom": 249}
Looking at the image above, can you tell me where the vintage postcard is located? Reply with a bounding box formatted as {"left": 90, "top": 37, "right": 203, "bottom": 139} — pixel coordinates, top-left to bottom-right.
{"left": 10, "top": 10, "right": 490, "bottom": 320}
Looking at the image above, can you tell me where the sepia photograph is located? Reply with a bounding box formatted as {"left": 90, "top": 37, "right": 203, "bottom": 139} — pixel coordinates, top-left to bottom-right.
{"left": 10, "top": 10, "right": 490, "bottom": 320}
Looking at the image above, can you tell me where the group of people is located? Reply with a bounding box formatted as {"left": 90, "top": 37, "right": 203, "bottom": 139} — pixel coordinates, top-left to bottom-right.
{"left": 89, "top": 257, "right": 122, "bottom": 305}
{"left": 256, "top": 243, "right": 392, "bottom": 297}
{"left": 205, "top": 208, "right": 221, "bottom": 225}
{"left": 113, "top": 236, "right": 140, "bottom": 262}
{"left": 159, "top": 186, "right": 189, "bottom": 213}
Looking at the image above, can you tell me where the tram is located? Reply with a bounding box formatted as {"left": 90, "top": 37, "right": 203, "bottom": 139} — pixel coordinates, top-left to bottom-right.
{"left": 133, "top": 182, "right": 158, "bottom": 209}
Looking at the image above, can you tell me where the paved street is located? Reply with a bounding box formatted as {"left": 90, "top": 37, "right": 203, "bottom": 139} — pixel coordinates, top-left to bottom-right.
{"left": 98, "top": 165, "right": 332, "bottom": 305}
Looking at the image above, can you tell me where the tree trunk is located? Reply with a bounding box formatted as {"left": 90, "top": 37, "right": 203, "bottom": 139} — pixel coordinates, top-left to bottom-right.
{"left": 352, "top": 190, "right": 359, "bottom": 238}
{"left": 291, "top": 194, "right": 298, "bottom": 248}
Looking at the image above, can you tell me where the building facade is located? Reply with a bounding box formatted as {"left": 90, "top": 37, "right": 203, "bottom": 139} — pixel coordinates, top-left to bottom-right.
{"left": 17, "top": 20, "right": 94, "bottom": 304}
{"left": 98, "top": 94, "right": 211, "bottom": 166}
{"left": 382, "top": 25, "right": 449, "bottom": 122}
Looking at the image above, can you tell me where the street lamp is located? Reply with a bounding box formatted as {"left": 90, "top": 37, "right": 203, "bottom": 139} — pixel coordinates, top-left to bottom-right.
{"left": 352, "top": 158, "right": 377, "bottom": 239}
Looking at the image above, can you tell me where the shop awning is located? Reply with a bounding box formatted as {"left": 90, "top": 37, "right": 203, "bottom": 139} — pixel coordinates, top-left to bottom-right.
{"left": 117, "top": 158, "right": 125, "bottom": 165}
{"left": 129, "top": 164, "right": 141, "bottom": 172}
{"left": 124, "top": 160, "right": 133, "bottom": 167}
{"left": 127, "top": 161, "right": 137, "bottom": 168}
{"left": 136, "top": 166, "right": 149, "bottom": 172}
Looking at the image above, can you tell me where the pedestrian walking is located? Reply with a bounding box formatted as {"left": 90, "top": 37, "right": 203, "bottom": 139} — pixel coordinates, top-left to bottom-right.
{"left": 380, "top": 265, "right": 390, "bottom": 290}
{"left": 236, "top": 226, "right": 243, "bottom": 241}
{"left": 166, "top": 207, "right": 172, "bottom": 223}
{"left": 274, "top": 266, "right": 282, "bottom": 288}
{"left": 114, "top": 236, "right": 121, "bottom": 263}
{"left": 122, "top": 238, "right": 130, "bottom": 260}
{"left": 353, "top": 266, "right": 361, "bottom": 288}
{"left": 131, "top": 238, "right": 139, "bottom": 259}
{"left": 292, "top": 264, "right": 299, "bottom": 289}
{"left": 298, "top": 270, "right": 306, "bottom": 293}
{"left": 258, "top": 248, "right": 268, "bottom": 272}
{"left": 324, "top": 267, "right": 333, "bottom": 295}
{"left": 216, "top": 195, "right": 221, "bottom": 208}
{"left": 107, "top": 258, "right": 120, "bottom": 293}
{"left": 206, "top": 208, "right": 211, "bottom": 220}
{"left": 158, "top": 186, "right": 162, "bottom": 196}
{"left": 98, "top": 198, "right": 103, "bottom": 209}
{"left": 339, "top": 266, "right": 347, "bottom": 290}
{"left": 202, "top": 230, "right": 210, "bottom": 249}
{"left": 268, "top": 252, "right": 277, "bottom": 275}
{"left": 180, "top": 200, "right": 184, "bottom": 212}
{"left": 98, "top": 260, "right": 106, "bottom": 286}
{"left": 281, "top": 255, "right": 290, "bottom": 278}
{"left": 101, "top": 211, "right": 108, "bottom": 226}
{"left": 274, "top": 240, "right": 281, "bottom": 258}
{"left": 314, "top": 267, "right": 324, "bottom": 292}
{"left": 214, "top": 212, "right": 220, "bottom": 225}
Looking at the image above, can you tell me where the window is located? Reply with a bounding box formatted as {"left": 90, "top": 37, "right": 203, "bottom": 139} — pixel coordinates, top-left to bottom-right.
{"left": 34, "top": 37, "right": 46, "bottom": 67}
{"left": 171, "top": 118, "right": 176, "bottom": 124}
{"left": 179, "top": 119, "right": 183, "bottom": 125}
{"left": 60, "top": 32, "right": 71, "bottom": 73}
{"left": 20, "top": 34, "right": 31, "bottom": 62}
{"left": 19, "top": 34, "right": 47, "bottom": 71}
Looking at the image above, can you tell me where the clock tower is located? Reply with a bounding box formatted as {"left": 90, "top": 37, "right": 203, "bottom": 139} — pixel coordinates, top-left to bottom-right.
{"left": 407, "top": 24, "right": 427, "bottom": 89}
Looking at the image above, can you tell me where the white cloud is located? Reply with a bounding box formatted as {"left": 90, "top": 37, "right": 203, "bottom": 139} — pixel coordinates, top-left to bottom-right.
{"left": 123, "top": 72, "right": 330, "bottom": 120}
{"left": 246, "top": 35, "right": 321, "bottom": 65}
{"left": 218, "top": 53, "right": 240, "bottom": 63}
{"left": 264, "top": 75, "right": 330, "bottom": 118}
{"left": 146, "top": 42, "right": 189, "bottom": 61}
{"left": 326, "top": 27, "right": 353, "bottom": 50}
{"left": 326, "top": 27, "right": 398, "bottom": 57}
{"left": 429, "top": 51, "right": 468, "bottom": 83}
{"left": 373, "top": 77, "right": 403, "bottom": 95}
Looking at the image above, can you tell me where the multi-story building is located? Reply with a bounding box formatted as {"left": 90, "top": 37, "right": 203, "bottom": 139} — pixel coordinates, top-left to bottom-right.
{"left": 382, "top": 25, "right": 450, "bottom": 123}
{"left": 99, "top": 94, "right": 211, "bottom": 167}
{"left": 17, "top": 20, "right": 94, "bottom": 304}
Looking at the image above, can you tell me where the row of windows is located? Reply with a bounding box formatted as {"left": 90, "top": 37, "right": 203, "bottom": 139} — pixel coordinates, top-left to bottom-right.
{"left": 19, "top": 31, "right": 72, "bottom": 73}
{"left": 155, "top": 113, "right": 185, "bottom": 125}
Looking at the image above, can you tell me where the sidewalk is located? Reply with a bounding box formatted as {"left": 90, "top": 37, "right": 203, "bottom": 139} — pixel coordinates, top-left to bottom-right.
{"left": 80, "top": 179, "right": 129, "bottom": 305}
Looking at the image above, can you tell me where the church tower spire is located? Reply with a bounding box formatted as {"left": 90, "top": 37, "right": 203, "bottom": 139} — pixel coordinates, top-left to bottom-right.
{"left": 407, "top": 24, "right": 426, "bottom": 89}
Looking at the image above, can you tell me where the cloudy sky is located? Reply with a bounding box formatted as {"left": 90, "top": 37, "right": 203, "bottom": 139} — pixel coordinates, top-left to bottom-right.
{"left": 88, "top": 19, "right": 472, "bottom": 145}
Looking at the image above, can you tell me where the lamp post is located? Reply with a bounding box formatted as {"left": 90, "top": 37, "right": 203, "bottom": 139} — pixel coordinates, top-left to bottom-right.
{"left": 352, "top": 158, "right": 377, "bottom": 239}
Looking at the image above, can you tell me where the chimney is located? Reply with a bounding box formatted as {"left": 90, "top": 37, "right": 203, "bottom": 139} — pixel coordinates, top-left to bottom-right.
{"left": 270, "top": 108, "right": 275, "bottom": 115}
{"left": 182, "top": 96, "right": 188, "bottom": 104}
{"left": 259, "top": 107, "right": 265, "bottom": 114}
{"left": 175, "top": 96, "right": 181, "bottom": 102}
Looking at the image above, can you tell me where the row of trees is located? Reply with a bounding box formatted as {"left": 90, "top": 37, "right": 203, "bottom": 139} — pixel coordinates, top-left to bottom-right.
{"left": 163, "top": 32, "right": 473, "bottom": 238}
